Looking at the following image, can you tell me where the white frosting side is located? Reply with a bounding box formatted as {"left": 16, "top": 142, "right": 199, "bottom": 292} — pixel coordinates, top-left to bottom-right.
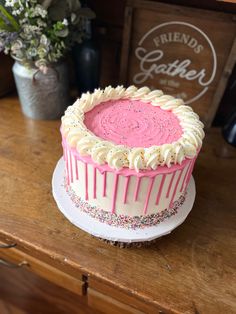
{"left": 61, "top": 86, "right": 205, "bottom": 171}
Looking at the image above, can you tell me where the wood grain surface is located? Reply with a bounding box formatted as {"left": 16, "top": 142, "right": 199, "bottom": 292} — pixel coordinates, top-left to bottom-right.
{"left": 0, "top": 95, "right": 236, "bottom": 313}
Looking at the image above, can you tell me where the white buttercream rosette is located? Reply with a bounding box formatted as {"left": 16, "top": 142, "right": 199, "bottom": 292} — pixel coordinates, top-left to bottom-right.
{"left": 61, "top": 86, "right": 204, "bottom": 172}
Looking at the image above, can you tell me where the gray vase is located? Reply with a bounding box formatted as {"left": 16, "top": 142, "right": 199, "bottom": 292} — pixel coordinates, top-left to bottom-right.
{"left": 12, "top": 61, "right": 70, "bottom": 120}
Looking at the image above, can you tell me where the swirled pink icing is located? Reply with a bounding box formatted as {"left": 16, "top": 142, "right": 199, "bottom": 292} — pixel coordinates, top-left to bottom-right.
{"left": 84, "top": 99, "right": 183, "bottom": 147}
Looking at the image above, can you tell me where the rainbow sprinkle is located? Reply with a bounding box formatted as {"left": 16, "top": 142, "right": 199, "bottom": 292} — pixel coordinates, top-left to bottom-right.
{"left": 63, "top": 179, "right": 186, "bottom": 230}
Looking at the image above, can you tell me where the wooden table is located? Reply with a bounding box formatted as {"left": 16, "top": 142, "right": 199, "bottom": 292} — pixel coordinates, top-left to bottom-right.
{"left": 0, "top": 95, "right": 235, "bottom": 314}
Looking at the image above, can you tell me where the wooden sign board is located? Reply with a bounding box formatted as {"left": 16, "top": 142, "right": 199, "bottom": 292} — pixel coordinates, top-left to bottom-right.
{"left": 120, "top": 0, "right": 236, "bottom": 127}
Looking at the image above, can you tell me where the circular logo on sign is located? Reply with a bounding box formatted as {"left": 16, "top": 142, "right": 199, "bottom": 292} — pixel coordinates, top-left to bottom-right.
{"left": 133, "top": 21, "right": 217, "bottom": 104}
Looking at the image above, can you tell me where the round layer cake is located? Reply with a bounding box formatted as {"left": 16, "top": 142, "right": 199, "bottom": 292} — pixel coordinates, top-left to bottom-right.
{"left": 61, "top": 86, "right": 204, "bottom": 229}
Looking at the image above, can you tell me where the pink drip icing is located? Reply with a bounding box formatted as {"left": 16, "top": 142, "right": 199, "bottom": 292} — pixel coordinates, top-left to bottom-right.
{"left": 93, "top": 167, "right": 97, "bottom": 199}
{"left": 143, "top": 177, "right": 154, "bottom": 215}
{"left": 75, "top": 157, "right": 79, "bottom": 181}
{"left": 123, "top": 176, "right": 130, "bottom": 204}
{"left": 66, "top": 148, "right": 70, "bottom": 185}
{"left": 103, "top": 171, "right": 107, "bottom": 197}
{"left": 166, "top": 172, "right": 175, "bottom": 198}
{"left": 155, "top": 174, "right": 166, "bottom": 206}
{"left": 63, "top": 143, "right": 66, "bottom": 161}
{"left": 111, "top": 173, "right": 119, "bottom": 213}
{"left": 64, "top": 146, "right": 69, "bottom": 190}
{"left": 84, "top": 163, "right": 88, "bottom": 200}
{"left": 69, "top": 151, "right": 74, "bottom": 183}
{"left": 134, "top": 177, "right": 141, "bottom": 201}
{"left": 169, "top": 169, "right": 183, "bottom": 208}
{"left": 180, "top": 161, "right": 192, "bottom": 192}
{"left": 185, "top": 159, "right": 196, "bottom": 191}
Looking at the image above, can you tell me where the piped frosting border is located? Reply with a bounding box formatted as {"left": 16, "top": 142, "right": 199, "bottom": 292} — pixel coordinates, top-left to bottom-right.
{"left": 61, "top": 86, "right": 204, "bottom": 172}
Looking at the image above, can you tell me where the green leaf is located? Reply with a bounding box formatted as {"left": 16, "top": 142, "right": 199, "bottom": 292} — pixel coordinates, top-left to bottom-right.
{"left": 0, "top": 18, "right": 14, "bottom": 31}
{"left": 0, "top": 5, "right": 19, "bottom": 31}
{"left": 55, "top": 28, "right": 69, "bottom": 37}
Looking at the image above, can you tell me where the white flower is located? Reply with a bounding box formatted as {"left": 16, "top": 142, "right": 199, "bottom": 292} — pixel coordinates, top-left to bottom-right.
{"left": 40, "top": 34, "right": 50, "bottom": 47}
{"left": 29, "top": 5, "right": 47, "bottom": 19}
{"left": 11, "top": 39, "right": 23, "bottom": 53}
{"left": 12, "top": 8, "right": 24, "bottom": 16}
{"left": 37, "top": 19, "right": 47, "bottom": 28}
{"left": 26, "top": 47, "right": 37, "bottom": 57}
{"left": 5, "top": 0, "right": 18, "bottom": 7}
{"left": 35, "top": 5, "right": 47, "bottom": 18}
{"left": 62, "top": 18, "right": 69, "bottom": 26}
{"left": 2, "top": 0, "right": 79, "bottom": 66}
{"left": 38, "top": 46, "right": 48, "bottom": 58}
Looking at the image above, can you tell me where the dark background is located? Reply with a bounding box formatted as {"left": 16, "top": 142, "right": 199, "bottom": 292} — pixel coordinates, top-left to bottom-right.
{"left": 1, "top": 0, "right": 235, "bottom": 126}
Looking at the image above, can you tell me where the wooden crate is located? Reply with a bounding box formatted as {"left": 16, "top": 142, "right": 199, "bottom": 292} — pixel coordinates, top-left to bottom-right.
{"left": 120, "top": 0, "right": 236, "bottom": 127}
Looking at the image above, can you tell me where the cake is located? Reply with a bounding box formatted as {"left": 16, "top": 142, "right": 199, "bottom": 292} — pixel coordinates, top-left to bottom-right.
{"left": 61, "top": 86, "right": 204, "bottom": 229}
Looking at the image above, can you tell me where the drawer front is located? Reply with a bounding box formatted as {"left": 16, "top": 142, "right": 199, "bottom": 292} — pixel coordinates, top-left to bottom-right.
{"left": 0, "top": 265, "right": 95, "bottom": 314}
{"left": 0, "top": 241, "right": 85, "bottom": 297}
{"left": 0, "top": 234, "right": 86, "bottom": 281}
{"left": 88, "top": 288, "right": 145, "bottom": 314}
{"left": 88, "top": 278, "right": 168, "bottom": 314}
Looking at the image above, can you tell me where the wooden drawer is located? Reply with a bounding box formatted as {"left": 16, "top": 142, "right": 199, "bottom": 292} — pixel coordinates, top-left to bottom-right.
{"left": 0, "top": 264, "right": 96, "bottom": 314}
{"left": 0, "top": 239, "right": 169, "bottom": 313}
{"left": 0, "top": 234, "right": 86, "bottom": 281}
{"left": 88, "top": 288, "right": 145, "bottom": 314}
{"left": 0, "top": 240, "right": 85, "bottom": 297}
{"left": 88, "top": 278, "right": 168, "bottom": 314}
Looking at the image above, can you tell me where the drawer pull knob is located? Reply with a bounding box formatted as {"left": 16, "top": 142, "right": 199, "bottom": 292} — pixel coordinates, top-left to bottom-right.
{"left": 0, "top": 258, "right": 28, "bottom": 268}
{"left": 0, "top": 243, "right": 17, "bottom": 249}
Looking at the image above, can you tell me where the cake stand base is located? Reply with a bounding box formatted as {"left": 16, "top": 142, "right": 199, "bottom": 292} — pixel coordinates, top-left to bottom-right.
{"left": 52, "top": 158, "right": 196, "bottom": 243}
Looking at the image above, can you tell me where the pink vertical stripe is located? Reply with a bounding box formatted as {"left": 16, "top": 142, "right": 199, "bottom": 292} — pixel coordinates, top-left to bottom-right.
{"left": 166, "top": 172, "right": 176, "bottom": 198}
{"left": 69, "top": 151, "right": 74, "bottom": 183}
{"left": 63, "top": 144, "right": 66, "bottom": 161}
{"left": 66, "top": 148, "right": 70, "bottom": 185}
{"left": 84, "top": 163, "right": 88, "bottom": 200}
{"left": 111, "top": 174, "right": 119, "bottom": 214}
{"left": 93, "top": 167, "right": 97, "bottom": 199}
{"left": 123, "top": 176, "right": 130, "bottom": 204}
{"left": 185, "top": 159, "right": 196, "bottom": 191}
{"left": 169, "top": 169, "right": 184, "bottom": 208}
{"left": 64, "top": 147, "right": 69, "bottom": 190}
{"left": 103, "top": 171, "right": 107, "bottom": 197}
{"left": 75, "top": 157, "right": 79, "bottom": 181}
{"left": 134, "top": 177, "right": 141, "bottom": 201}
{"left": 155, "top": 174, "right": 166, "bottom": 206}
{"left": 143, "top": 177, "right": 154, "bottom": 215}
{"left": 180, "top": 161, "right": 192, "bottom": 192}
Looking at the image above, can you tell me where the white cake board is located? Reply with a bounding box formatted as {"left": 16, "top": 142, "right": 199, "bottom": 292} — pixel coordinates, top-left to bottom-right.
{"left": 52, "top": 158, "right": 196, "bottom": 243}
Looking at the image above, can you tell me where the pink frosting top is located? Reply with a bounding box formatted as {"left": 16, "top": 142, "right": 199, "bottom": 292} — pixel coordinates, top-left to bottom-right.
{"left": 84, "top": 99, "right": 183, "bottom": 148}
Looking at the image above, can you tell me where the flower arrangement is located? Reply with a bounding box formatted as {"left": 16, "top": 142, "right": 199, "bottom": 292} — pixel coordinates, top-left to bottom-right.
{"left": 0, "top": 0, "right": 95, "bottom": 73}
